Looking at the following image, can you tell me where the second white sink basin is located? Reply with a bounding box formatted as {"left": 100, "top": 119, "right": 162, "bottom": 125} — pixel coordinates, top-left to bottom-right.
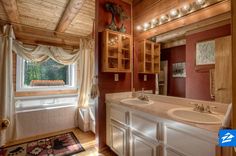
{"left": 167, "top": 107, "right": 223, "bottom": 124}
{"left": 120, "top": 98, "right": 154, "bottom": 105}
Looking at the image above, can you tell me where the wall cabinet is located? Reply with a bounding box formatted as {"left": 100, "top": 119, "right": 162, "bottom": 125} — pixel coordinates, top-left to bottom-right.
{"left": 106, "top": 103, "right": 217, "bottom": 156}
{"left": 102, "top": 29, "right": 132, "bottom": 73}
{"left": 138, "top": 40, "right": 160, "bottom": 74}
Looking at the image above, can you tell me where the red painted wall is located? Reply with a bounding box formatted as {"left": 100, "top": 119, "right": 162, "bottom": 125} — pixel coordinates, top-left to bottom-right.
{"left": 133, "top": 40, "right": 156, "bottom": 92}
{"left": 96, "top": 0, "right": 132, "bottom": 150}
{"left": 186, "top": 24, "right": 231, "bottom": 101}
{"left": 161, "top": 45, "right": 186, "bottom": 98}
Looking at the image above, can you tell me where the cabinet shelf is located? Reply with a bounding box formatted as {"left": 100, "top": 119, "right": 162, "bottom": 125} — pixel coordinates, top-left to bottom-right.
{"left": 102, "top": 29, "right": 132, "bottom": 73}
{"left": 138, "top": 40, "right": 160, "bottom": 74}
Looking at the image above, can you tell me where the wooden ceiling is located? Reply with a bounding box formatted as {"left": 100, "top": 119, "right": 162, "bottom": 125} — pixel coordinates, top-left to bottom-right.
{"left": 0, "top": 0, "right": 95, "bottom": 47}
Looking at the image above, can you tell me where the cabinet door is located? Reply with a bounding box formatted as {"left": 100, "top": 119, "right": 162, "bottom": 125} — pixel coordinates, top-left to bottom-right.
{"left": 110, "top": 121, "right": 128, "bottom": 156}
{"left": 165, "top": 148, "right": 186, "bottom": 156}
{"left": 131, "top": 133, "right": 158, "bottom": 156}
{"left": 215, "top": 36, "right": 232, "bottom": 103}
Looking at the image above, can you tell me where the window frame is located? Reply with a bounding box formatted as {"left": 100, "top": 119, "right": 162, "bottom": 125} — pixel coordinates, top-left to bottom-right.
{"left": 16, "top": 56, "right": 78, "bottom": 92}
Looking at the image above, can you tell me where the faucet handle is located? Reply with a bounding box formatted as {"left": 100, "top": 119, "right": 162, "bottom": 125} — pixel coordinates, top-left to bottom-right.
{"left": 205, "top": 105, "right": 217, "bottom": 113}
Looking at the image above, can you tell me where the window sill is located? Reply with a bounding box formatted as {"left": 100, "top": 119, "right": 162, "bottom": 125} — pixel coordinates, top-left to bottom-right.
{"left": 15, "top": 94, "right": 79, "bottom": 112}
{"left": 16, "top": 86, "right": 78, "bottom": 92}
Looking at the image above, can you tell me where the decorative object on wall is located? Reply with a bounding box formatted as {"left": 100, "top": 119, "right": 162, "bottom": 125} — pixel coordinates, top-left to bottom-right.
{"left": 172, "top": 62, "right": 186, "bottom": 78}
{"left": 195, "top": 40, "right": 215, "bottom": 70}
{"left": 104, "top": 2, "right": 129, "bottom": 33}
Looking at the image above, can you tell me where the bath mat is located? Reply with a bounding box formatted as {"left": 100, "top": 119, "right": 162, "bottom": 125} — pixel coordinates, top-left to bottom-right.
{"left": 0, "top": 132, "right": 85, "bottom": 156}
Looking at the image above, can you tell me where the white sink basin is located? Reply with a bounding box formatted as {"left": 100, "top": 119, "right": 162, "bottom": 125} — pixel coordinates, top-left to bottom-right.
{"left": 120, "top": 98, "right": 154, "bottom": 105}
{"left": 167, "top": 107, "right": 223, "bottom": 124}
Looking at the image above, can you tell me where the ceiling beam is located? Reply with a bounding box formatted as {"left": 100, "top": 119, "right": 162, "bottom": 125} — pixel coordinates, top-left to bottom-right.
{"left": 1, "top": 0, "right": 20, "bottom": 23}
{"left": 56, "top": 0, "right": 85, "bottom": 32}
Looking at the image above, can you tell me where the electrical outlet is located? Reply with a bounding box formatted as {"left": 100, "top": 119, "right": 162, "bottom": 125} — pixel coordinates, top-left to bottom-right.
{"left": 114, "top": 74, "right": 119, "bottom": 81}
{"left": 144, "top": 75, "right": 147, "bottom": 81}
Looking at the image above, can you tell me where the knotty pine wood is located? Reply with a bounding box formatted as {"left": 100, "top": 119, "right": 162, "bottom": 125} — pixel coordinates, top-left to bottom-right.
{"left": 0, "top": 0, "right": 95, "bottom": 37}
{"left": 13, "top": 53, "right": 79, "bottom": 97}
{"left": 232, "top": 3, "right": 236, "bottom": 156}
{"left": 215, "top": 36, "right": 232, "bottom": 103}
{"left": 134, "top": 0, "right": 231, "bottom": 41}
{"left": 133, "top": 0, "right": 194, "bottom": 25}
{"left": 56, "top": 0, "right": 86, "bottom": 32}
{"left": 4, "top": 128, "right": 116, "bottom": 156}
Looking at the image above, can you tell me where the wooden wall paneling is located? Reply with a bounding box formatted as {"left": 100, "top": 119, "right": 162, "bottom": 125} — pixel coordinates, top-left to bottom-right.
{"left": 232, "top": 0, "right": 236, "bottom": 152}
{"left": 134, "top": 0, "right": 231, "bottom": 41}
{"left": 215, "top": 36, "right": 232, "bottom": 103}
{"left": 56, "top": 0, "right": 86, "bottom": 32}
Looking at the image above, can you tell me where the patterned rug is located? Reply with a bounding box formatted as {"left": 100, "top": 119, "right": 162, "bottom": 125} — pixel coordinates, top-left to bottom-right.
{"left": 0, "top": 132, "right": 85, "bottom": 156}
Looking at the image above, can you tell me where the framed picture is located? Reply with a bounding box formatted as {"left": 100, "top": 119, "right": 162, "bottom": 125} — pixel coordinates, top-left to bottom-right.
{"left": 172, "top": 62, "right": 186, "bottom": 78}
{"left": 195, "top": 40, "right": 215, "bottom": 71}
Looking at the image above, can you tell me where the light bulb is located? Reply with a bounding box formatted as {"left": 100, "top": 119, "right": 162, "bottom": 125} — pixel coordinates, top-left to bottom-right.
{"left": 170, "top": 9, "right": 179, "bottom": 17}
{"left": 182, "top": 3, "right": 191, "bottom": 13}
{"left": 136, "top": 25, "right": 142, "bottom": 31}
{"left": 196, "top": 0, "right": 206, "bottom": 6}
{"left": 143, "top": 23, "right": 150, "bottom": 29}
{"left": 160, "top": 15, "right": 168, "bottom": 23}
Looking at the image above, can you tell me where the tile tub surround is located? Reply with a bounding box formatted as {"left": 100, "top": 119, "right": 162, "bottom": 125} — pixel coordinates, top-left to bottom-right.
{"left": 16, "top": 106, "right": 77, "bottom": 139}
{"left": 105, "top": 92, "right": 229, "bottom": 133}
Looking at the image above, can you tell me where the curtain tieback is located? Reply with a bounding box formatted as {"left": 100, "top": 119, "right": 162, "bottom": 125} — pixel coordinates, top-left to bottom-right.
{"left": 0, "top": 119, "right": 10, "bottom": 130}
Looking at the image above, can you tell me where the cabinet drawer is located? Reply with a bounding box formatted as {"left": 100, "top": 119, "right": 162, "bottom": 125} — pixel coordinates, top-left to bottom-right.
{"left": 110, "top": 106, "right": 128, "bottom": 125}
{"left": 131, "top": 113, "right": 159, "bottom": 140}
{"left": 165, "top": 126, "right": 215, "bottom": 156}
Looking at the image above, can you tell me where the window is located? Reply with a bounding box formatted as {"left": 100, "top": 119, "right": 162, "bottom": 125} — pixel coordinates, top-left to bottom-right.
{"left": 16, "top": 56, "right": 77, "bottom": 91}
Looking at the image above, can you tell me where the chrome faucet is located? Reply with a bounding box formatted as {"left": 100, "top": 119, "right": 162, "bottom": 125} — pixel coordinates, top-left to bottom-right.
{"left": 138, "top": 88, "right": 149, "bottom": 101}
{"left": 193, "top": 103, "right": 217, "bottom": 113}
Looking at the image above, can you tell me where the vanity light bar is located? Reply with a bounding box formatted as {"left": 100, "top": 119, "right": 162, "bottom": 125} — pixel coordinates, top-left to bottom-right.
{"left": 136, "top": 0, "right": 224, "bottom": 32}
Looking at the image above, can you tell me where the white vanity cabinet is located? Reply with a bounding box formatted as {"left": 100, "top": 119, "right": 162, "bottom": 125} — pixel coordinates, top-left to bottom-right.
{"left": 130, "top": 112, "right": 160, "bottom": 156}
{"left": 106, "top": 102, "right": 218, "bottom": 156}
{"left": 107, "top": 105, "right": 129, "bottom": 156}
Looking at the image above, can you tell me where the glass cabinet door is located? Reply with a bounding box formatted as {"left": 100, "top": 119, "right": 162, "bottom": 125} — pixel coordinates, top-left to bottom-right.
{"left": 119, "top": 35, "right": 131, "bottom": 72}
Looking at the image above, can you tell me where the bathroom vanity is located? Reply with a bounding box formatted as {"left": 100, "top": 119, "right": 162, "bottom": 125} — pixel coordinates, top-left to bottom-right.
{"left": 106, "top": 92, "right": 227, "bottom": 156}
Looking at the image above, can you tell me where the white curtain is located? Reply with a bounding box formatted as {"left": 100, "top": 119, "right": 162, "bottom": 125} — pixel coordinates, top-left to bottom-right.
{"left": 13, "top": 40, "right": 80, "bottom": 65}
{"left": 0, "top": 24, "right": 95, "bottom": 143}
{"left": 77, "top": 39, "right": 95, "bottom": 108}
{"left": 0, "top": 25, "right": 16, "bottom": 146}
{"left": 12, "top": 38, "right": 95, "bottom": 108}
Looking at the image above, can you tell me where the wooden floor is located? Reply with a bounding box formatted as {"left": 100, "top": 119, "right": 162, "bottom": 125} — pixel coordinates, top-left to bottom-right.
{"left": 4, "top": 128, "right": 116, "bottom": 156}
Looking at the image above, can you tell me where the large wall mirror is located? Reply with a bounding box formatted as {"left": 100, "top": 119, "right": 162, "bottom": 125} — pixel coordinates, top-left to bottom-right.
{"left": 151, "top": 24, "right": 231, "bottom": 103}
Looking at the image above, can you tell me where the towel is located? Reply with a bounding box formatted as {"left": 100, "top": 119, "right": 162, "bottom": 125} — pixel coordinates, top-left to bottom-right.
{"left": 222, "top": 103, "right": 232, "bottom": 128}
